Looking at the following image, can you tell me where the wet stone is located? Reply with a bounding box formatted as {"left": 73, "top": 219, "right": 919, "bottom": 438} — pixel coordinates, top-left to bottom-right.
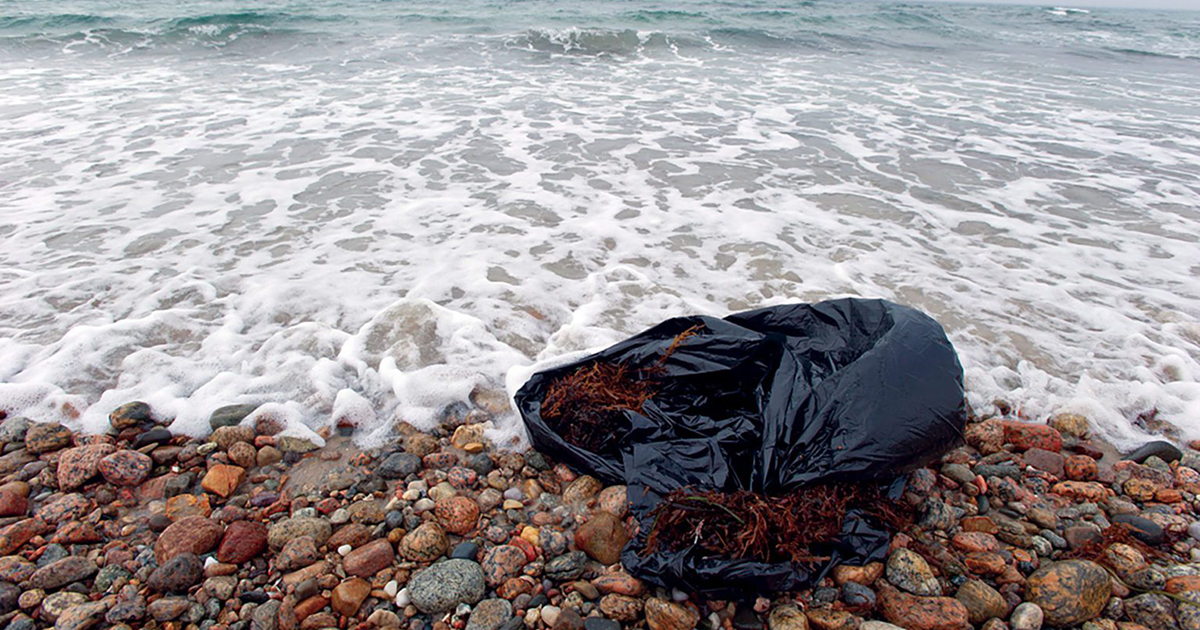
{"left": 210, "top": 404, "right": 258, "bottom": 429}
{"left": 109, "top": 401, "right": 153, "bottom": 429}
{"left": 24, "top": 423, "right": 72, "bottom": 453}
{"left": 134, "top": 427, "right": 173, "bottom": 448}
{"left": 98, "top": 449, "right": 153, "bottom": 486}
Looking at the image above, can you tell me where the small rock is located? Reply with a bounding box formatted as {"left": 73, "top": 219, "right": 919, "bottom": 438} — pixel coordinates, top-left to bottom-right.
{"left": 268, "top": 516, "right": 332, "bottom": 549}
{"left": 408, "top": 559, "right": 486, "bottom": 613}
{"left": 28, "top": 556, "right": 97, "bottom": 590}
{"left": 148, "top": 553, "right": 204, "bottom": 592}
{"left": 98, "top": 450, "right": 153, "bottom": 486}
{"left": 1010, "top": 603, "right": 1044, "bottom": 630}
{"left": 887, "top": 548, "right": 941, "bottom": 596}
{"left": 1025, "top": 560, "right": 1110, "bottom": 627}
{"left": 25, "top": 423, "right": 72, "bottom": 453}
{"left": 343, "top": 538, "right": 394, "bottom": 577}
{"left": 217, "top": 520, "right": 268, "bottom": 564}
{"left": 57, "top": 443, "right": 117, "bottom": 490}
{"left": 1124, "top": 441, "right": 1183, "bottom": 464}
{"left": 599, "top": 594, "right": 644, "bottom": 621}
{"left": 768, "top": 605, "right": 809, "bottom": 630}
{"left": 435, "top": 496, "right": 481, "bottom": 535}
{"left": 155, "top": 516, "right": 224, "bottom": 563}
{"left": 54, "top": 601, "right": 107, "bottom": 630}
{"left": 210, "top": 404, "right": 258, "bottom": 430}
{"left": 644, "top": 598, "right": 699, "bottom": 630}
{"left": 201, "top": 464, "right": 245, "bottom": 498}
{"left": 400, "top": 522, "right": 449, "bottom": 561}
{"left": 109, "top": 401, "right": 153, "bottom": 429}
{"left": 276, "top": 535, "right": 321, "bottom": 571}
{"left": 955, "top": 579, "right": 1006, "bottom": 625}
{"left": 467, "top": 598, "right": 513, "bottom": 630}
{"left": 878, "top": 583, "right": 969, "bottom": 630}
{"left": 331, "top": 577, "right": 372, "bottom": 616}
{"left": 574, "top": 511, "right": 629, "bottom": 565}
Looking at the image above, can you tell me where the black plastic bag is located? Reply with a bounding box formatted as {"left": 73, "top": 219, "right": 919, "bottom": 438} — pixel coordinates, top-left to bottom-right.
{"left": 515, "top": 298, "right": 966, "bottom": 597}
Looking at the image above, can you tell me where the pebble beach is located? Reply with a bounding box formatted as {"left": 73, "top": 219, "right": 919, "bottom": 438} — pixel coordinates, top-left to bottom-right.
{"left": 0, "top": 398, "right": 1198, "bottom": 630}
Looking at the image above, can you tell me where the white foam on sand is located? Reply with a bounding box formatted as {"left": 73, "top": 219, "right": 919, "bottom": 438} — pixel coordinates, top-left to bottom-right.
{"left": 1, "top": 24, "right": 1199, "bottom": 452}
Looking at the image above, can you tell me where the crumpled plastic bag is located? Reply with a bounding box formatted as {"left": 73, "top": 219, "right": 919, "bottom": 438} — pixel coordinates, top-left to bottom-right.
{"left": 516, "top": 298, "right": 966, "bottom": 597}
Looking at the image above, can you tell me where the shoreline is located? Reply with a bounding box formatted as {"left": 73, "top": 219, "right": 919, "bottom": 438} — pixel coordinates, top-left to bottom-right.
{"left": 0, "top": 401, "right": 1196, "bottom": 630}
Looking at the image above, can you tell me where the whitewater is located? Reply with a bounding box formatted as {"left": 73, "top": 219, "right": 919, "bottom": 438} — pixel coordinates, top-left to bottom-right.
{"left": 1, "top": 0, "right": 1198, "bottom": 450}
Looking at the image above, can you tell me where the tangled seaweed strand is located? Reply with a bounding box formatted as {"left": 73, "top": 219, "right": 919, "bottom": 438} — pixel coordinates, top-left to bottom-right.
{"left": 643, "top": 484, "right": 914, "bottom": 565}
{"left": 1065, "top": 522, "right": 1184, "bottom": 565}
{"left": 541, "top": 325, "right": 704, "bottom": 452}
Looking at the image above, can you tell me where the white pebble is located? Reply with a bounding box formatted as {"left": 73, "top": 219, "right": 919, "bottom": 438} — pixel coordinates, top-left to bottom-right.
{"left": 395, "top": 587, "right": 411, "bottom": 607}
{"left": 456, "top": 603, "right": 472, "bottom": 616}
{"left": 413, "top": 498, "right": 435, "bottom": 512}
{"left": 337, "top": 544, "right": 352, "bottom": 556}
{"left": 1011, "top": 602, "right": 1044, "bottom": 630}
{"left": 203, "top": 557, "right": 218, "bottom": 568}
{"left": 671, "top": 588, "right": 689, "bottom": 602}
{"left": 384, "top": 580, "right": 398, "bottom": 597}
{"left": 540, "top": 605, "right": 561, "bottom": 628}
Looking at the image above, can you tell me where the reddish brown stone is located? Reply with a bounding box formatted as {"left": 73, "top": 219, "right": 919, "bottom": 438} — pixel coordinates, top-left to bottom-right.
{"left": 1165, "top": 575, "right": 1200, "bottom": 594}
{"left": 965, "top": 552, "right": 1007, "bottom": 575}
{"left": 951, "top": 532, "right": 998, "bottom": 554}
{"left": 217, "top": 521, "right": 268, "bottom": 564}
{"left": 331, "top": 577, "right": 371, "bottom": 616}
{"left": 0, "top": 490, "right": 27, "bottom": 517}
{"left": 155, "top": 516, "right": 224, "bottom": 563}
{"left": 1064, "top": 455, "right": 1098, "bottom": 481}
{"left": 1002, "top": 421, "right": 1063, "bottom": 452}
{"left": 960, "top": 516, "right": 999, "bottom": 535}
{"left": 57, "top": 443, "right": 117, "bottom": 490}
{"left": 98, "top": 449, "right": 153, "bottom": 486}
{"left": 496, "top": 576, "right": 536, "bottom": 600}
{"left": 1026, "top": 560, "right": 1110, "bottom": 627}
{"left": 201, "top": 464, "right": 244, "bottom": 498}
{"left": 51, "top": 521, "right": 102, "bottom": 544}
{"left": 879, "top": 582, "right": 970, "bottom": 630}
{"left": 328, "top": 523, "right": 372, "bottom": 549}
{"left": 0, "top": 518, "right": 47, "bottom": 555}
{"left": 36, "top": 493, "right": 94, "bottom": 522}
{"left": 434, "top": 496, "right": 480, "bottom": 535}
{"left": 294, "top": 596, "right": 329, "bottom": 622}
{"left": 592, "top": 572, "right": 646, "bottom": 596}
{"left": 165, "top": 494, "right": 212, "bottom": 521}
{"left": 1051, "top": 481, "right": 1106, "bottom": 502}
{"left": 964, "top": 419, "right": 1003, "bottom": 455}
{"left": 343, "top": 539, "right": 394, "bottom": 578}
{"left": 574, "top": 511, "right": 629, "bottom": 566}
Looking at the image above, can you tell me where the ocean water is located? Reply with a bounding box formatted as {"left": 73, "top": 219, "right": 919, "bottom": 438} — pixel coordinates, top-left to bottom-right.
{"left": 1, "top": 0, "right": 1198, "bottom": 450}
